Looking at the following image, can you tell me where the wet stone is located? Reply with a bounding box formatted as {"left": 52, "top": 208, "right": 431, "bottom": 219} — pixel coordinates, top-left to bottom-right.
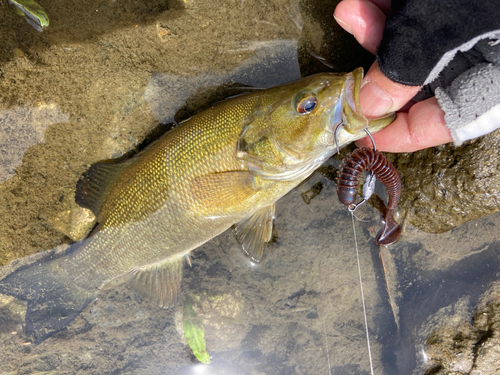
{"left": 421, "top": 282, "right": 500, "bottom": 375}
{"left": 388, "top": 128, "right": 500, "bottom": 233}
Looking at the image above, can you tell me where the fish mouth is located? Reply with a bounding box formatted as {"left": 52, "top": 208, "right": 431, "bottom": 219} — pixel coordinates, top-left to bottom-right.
{"left": 329, "top": 68, "right": 395, "bottom": 152}
{"left": 329, "top": 67, "right": 367, "bottom": 136}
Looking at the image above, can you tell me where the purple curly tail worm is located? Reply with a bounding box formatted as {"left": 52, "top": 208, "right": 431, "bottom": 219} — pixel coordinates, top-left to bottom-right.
{"left": 337, "top": 147, "right": 402, "bottom": 245}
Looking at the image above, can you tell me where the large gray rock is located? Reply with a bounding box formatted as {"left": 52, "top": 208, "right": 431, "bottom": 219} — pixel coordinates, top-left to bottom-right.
{"left": 389, "top": 128, "right": 500, "bottom": 234}
{"left": 420, "top": 283, "right": 500, "bottom": 375}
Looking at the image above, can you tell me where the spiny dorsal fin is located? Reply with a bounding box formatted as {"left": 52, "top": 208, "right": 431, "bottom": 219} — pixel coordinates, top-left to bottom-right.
{"left": 125, "top": 255, "right": 185, "bottom": 308}
{"left": 234, "top": 204, "right": 275, "bottom": 263}
{"left": 75, "top": 159, "right": 135, "bottom": 218}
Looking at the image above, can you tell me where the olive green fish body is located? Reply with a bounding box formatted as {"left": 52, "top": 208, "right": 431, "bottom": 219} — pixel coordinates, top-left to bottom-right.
{"left": 0, "top": 69, "right": 395, "bottom": 343}
{"left": 68, "top": 91, "right": 300, "bottom": 286}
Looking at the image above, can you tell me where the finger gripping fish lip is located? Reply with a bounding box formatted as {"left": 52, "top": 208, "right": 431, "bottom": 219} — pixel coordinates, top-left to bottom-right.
{"left": 337, "top": 147, "right": 402, "bottom": 245}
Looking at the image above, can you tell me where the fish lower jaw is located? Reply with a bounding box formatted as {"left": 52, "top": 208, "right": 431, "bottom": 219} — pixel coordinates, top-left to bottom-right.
{"left": 252, "top": 158, "right": 328, "bottom": 183}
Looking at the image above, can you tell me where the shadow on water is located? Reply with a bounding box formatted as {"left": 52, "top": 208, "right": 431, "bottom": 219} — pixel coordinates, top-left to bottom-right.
{"left": 366, "top": 234, "right": 400, "bottom": 374}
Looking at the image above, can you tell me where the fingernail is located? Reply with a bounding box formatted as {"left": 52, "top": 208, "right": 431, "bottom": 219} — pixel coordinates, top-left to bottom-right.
{"left": 334, "top": 16, "right": 352, "bottom": 35}
{"left": 355, "top": 139, "right": 368, "bottom": 148}
{"left": 359, "top": 81, "right": 394, "bottom": 117}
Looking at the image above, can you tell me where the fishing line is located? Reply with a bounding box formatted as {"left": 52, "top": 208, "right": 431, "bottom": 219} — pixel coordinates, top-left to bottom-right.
{"left": 350, "top": 211, "right": 375, "bottom": 375}
{"left": 335, "top": 125, "right": 377, "bottom": 373}
{"left": 322, "top": 315, "right": 332, "bottom": 375}
{"left": 317, "top": 228, "right": 333, "bottom": 375}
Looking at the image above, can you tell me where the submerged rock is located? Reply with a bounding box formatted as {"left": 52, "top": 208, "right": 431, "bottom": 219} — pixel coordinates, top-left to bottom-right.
{"left": 389, "top": 128, "right": 500, "bottom": 233}
{"left": 421, "top": 282, "right": 500, "bottom": 375}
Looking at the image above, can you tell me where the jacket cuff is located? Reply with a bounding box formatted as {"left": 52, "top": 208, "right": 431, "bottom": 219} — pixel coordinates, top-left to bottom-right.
{"left": 436, "top": 63, "right": 500, "bottom": 145}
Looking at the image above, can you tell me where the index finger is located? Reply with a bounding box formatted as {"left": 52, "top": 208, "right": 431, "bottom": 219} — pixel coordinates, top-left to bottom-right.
{"left": 357, "top": 96, "right": 453, "bottom": 152}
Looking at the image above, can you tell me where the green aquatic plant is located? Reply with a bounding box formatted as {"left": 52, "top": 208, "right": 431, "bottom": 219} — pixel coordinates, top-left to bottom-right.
{"left": 183, "top": 301, "right": 211, "bottom": 364}
{"left": 9, "top": 0, "right": 49, "bottom": 32}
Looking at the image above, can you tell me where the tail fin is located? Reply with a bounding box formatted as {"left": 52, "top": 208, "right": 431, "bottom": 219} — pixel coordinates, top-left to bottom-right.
{"left": 0, "top": 253, "right": 97, "bottom": 343}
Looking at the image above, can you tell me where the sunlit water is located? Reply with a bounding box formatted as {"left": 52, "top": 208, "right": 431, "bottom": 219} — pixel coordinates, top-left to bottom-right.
{"left": 1, "top": 0, "right": 499, "bottom": 374}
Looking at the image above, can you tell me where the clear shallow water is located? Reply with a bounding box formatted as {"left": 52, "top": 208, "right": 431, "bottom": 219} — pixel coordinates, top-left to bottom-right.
{"left": 1, "top": 0, "right": 499, "bottom": 374}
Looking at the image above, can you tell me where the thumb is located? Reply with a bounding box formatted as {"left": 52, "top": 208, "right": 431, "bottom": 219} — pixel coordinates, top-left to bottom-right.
{"left": 360, "top": 61, "right": 421, "bottom": 118}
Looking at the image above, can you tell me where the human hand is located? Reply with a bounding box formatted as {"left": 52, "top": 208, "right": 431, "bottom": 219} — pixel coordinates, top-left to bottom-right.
{"left": 334, "top": 0, "right": 453, "bottom": 152}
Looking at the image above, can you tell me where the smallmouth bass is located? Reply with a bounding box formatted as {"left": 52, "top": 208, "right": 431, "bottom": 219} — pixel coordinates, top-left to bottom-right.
{"left": 0, "top": 68, "right": 394, "bottom": 343}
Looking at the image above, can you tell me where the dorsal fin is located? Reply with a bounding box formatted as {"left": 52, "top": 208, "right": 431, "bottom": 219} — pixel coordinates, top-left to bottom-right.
{"left": 75, "top": 158, "right": 135, "bottom": 218}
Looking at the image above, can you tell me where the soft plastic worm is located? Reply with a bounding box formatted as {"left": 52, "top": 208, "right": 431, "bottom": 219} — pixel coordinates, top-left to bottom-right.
{"left": 337, "top": 147, "right": 402, "bottom": 245}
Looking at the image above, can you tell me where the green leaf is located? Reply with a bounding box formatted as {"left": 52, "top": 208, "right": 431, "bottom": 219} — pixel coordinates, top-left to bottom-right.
{"left": 183, "top": 301, "right": 211, "bottom": 364}
{"left": 9, "top": 0, "right": 49, "bottom": 31}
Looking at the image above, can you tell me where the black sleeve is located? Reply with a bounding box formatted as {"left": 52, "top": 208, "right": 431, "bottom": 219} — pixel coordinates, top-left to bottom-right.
{"left": 377, "top": 0, "right": 500, "bottom": 86}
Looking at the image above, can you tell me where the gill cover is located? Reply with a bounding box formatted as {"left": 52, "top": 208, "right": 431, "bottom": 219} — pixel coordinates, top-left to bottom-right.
{"left": 236, "top": 74, "right": 338, "bottom": 181}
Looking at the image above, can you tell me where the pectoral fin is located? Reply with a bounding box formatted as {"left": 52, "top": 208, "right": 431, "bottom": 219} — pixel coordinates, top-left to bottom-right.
{"left": 125, "top": 255, "right": 185, "bottom": 308}
{"left": 189, "top": 172, "right": 257, "bottom": 209}
{"left": 234, "top": 204, "right": 275, "bottom": 263}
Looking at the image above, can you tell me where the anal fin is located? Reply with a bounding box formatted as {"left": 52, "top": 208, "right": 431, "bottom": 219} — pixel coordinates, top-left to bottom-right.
{"left": 234, "top": 204, "right": 275, "bottom": 263}
{"left": 125, "top": 255, "right": 185, "bottom": 308}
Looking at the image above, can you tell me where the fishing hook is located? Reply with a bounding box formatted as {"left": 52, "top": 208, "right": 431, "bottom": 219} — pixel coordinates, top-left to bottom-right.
{"left": 334, "top": 125, "right": 378, "bottom": 212}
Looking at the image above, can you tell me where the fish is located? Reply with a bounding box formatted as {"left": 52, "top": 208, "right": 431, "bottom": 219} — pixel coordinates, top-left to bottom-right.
{"left": 0, "top": 68, "right": 394, "bottom": 343}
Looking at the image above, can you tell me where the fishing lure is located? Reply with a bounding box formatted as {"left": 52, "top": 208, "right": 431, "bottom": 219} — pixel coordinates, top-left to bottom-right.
{"left": 337, "top": 147, "right": 402, "bottom": 245}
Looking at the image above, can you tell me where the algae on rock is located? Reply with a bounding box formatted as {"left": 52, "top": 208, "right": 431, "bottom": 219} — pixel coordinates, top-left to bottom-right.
{"left": 389, "top": 128, "right": 500, "bottom": 234}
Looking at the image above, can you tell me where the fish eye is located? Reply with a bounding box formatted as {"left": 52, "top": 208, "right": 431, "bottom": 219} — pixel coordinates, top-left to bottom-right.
{"left": 296, "top": 94, "right": 318, "bottom": 114}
